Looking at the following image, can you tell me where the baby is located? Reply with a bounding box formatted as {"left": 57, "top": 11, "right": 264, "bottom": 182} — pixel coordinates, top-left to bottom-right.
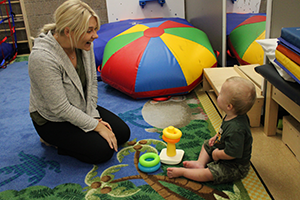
{"left": 167, "top": 76, "right": 256, "bottom": 184}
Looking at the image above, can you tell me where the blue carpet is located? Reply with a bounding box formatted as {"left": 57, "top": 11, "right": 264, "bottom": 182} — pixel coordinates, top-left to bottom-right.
{"left": 0, "top": 61, "right": 252, "bottom": 199}
{"left": 0, "top": 61, "right": 150, "bottom": 191}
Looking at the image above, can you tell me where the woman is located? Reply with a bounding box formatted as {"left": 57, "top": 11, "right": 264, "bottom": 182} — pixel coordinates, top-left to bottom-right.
{"left": 28, "top": 0, "right": 130, "bottom": 164}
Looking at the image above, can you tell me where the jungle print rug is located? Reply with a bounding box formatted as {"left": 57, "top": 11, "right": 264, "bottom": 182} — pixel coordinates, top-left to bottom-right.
{"left": 0, "top": 60, "right": 272, "bottom": 199}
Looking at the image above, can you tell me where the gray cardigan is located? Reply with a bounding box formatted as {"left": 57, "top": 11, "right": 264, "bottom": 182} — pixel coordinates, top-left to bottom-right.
{"left": 28, "top": 31, "right": 99, "bottom": 132}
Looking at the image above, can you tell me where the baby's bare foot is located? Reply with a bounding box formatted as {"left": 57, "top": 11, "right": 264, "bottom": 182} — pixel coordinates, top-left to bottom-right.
{"left": 183, "top": 161, "right": 203, "bottom": 169}
{"left": 167, "top": 167, "right": 185, "bottom": 178}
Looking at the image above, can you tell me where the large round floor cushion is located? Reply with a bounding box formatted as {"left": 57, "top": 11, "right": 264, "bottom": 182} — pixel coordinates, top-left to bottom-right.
{"left": 101, "top": 19, "right": 217, "bottom": 99}
{"left": 228, "top": 15, "right": 266, "bottom": 65}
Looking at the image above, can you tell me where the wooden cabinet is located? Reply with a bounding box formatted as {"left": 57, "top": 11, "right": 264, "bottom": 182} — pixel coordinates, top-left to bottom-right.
{"left": 203, "top": 64, "right": 264, "bottom": 127}
{"left": 282, "top": 115, "right": 300, "bottom": 163}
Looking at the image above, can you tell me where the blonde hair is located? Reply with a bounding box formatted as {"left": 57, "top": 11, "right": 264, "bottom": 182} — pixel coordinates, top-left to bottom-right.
{"left": 40, "top": 0, "right": 100, "bottom": 48}
{"left": 226, "top": 76, "right": 256, "bottom": 115}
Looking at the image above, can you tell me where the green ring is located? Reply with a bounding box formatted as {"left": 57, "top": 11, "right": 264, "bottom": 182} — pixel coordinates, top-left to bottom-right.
{"left": 139, "top": 152, "right": 160, "bottom": 168}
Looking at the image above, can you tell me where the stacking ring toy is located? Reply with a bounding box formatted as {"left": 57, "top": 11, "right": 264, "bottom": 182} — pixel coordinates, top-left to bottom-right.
{"left": 163, "top": 126, "right": 182, "bottom": 157}
{"left": 139, "top": 152, "right": 160, "bottom": 167}
{"left": 138, "top": 162, "right": 161, "bottom": 173}
{"left": 138, "top": 152, "right": 161, "bottom": 173}
{"left": 163, "top": 126, "right": 182, "bottom": 139}
{"left": 159, "top": 126, "right": 185, "bottom": 165}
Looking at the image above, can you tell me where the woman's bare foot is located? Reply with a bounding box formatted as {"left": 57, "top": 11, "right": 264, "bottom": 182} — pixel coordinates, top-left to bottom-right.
{"left": 40, "top": 138, "right": 57, "bottom": 149}
{"left": 183, "top": 160, "right": 204, "bottom": 169}
{"left": 167, "top": 167, "right": 185, "bottom": 178}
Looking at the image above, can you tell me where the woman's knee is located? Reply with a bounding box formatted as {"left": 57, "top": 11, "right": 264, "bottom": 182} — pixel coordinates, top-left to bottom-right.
{"left": 84, "top": 148, "right": 115, "bottom": 164}
{"left": 116, "top": 124, "right": 131, "bottom": 145}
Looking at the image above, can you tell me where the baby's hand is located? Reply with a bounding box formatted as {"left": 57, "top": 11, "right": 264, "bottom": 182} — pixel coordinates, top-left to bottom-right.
{"left": 212, "top": 148, "right": 220, "bottom": 161}
{"left": 209, "top": 136, "right": 216, "bottom": 146}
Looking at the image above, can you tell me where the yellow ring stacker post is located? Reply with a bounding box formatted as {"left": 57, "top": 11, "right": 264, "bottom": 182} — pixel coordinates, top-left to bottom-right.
{"left": 163, "top": 126, "right": 181, "bottom": 156}
{"left": 159, "top": 126, "right": 185, "bottom": 165}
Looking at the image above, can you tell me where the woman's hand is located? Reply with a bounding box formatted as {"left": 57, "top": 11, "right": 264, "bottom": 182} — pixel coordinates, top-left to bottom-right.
{"left": 97, "top": 118, "right": 112, "bottom": 131}
{"left": 94, "top": 119, "right": 117, "bottom": 152}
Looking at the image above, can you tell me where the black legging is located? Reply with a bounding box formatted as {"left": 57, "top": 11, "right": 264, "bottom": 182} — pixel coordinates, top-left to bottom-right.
{"left": 32, "top": 106, "right": 130, "bottom": 164}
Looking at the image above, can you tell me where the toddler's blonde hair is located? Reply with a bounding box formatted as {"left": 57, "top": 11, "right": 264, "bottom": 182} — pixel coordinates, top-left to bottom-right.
{"left": 226, "top": 76, "right": 256, "bottom": 115}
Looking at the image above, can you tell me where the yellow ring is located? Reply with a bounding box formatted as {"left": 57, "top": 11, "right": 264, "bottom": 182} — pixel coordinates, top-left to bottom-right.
{"left": 163, "top": 126, "right": 182, "bottom": 140}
